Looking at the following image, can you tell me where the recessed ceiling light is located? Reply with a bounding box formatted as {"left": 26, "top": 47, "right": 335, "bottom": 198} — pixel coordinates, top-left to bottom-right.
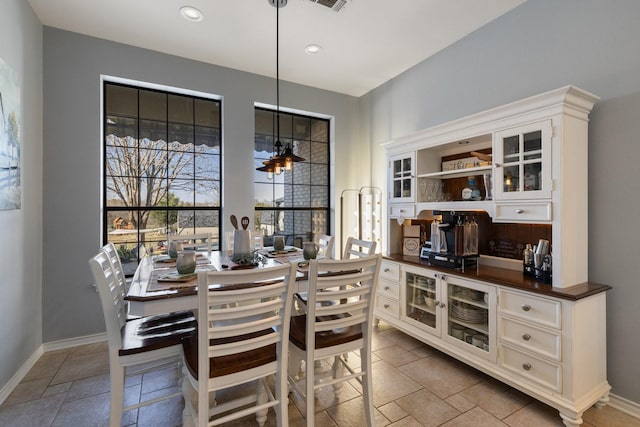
{"left": 305, "top": 44, "right": 322, "bottom": 55}
{"left": 180, "top": 6, "right": 203, "bottom": 22}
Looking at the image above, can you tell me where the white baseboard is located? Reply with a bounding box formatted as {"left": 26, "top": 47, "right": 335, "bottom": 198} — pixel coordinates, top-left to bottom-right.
{"left": 0, "top": 345, "right": 44, "bottom": 405}
{"left": 42, "top": 332, "right": 107, "bottom": 352}
{"left": 609, "top": 393, "right": 640, "bottom": 420}
{"left": 0, "top": 333, "right": 107, "bottom": 406}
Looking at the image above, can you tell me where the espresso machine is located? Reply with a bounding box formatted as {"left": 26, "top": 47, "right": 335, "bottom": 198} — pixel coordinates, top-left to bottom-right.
{"left": 420, "top": 211, "right": 478, "bottom": 271}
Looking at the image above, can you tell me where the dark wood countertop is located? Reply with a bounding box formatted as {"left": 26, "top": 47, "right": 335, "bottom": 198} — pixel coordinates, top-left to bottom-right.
{"left": 383, "top": 254, "right": 611, "bottom": 301}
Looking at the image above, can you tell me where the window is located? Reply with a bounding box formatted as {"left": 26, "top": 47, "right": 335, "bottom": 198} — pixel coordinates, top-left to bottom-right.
{"left": 254, "top": 107, "right": 330, "bottom": 247}
{"left": 103, "top": 82, "right": 221, "bottom": 274}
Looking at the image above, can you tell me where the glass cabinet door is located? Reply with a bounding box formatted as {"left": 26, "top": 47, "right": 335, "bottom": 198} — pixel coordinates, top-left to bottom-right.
{"left": 403, "top": 269, "right": 440, "bottom": 335}
{"left": 443, "top": 275, "right": 496, "bottom": 362}
{"left": 389, "top": 153, "right": 415, "bottom": 203}
{"left": 494, "top": 121, "right": 551, "bottom": 200}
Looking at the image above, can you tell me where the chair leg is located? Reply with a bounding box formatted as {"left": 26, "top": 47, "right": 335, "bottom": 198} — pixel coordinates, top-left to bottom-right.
{"left": 361, "top": 349, "right": 375, "bottom": 427}
{"left": 109, "top": 365, "right": 125, "bottom": 427}
{"left": 306, "top": 357, "right": 316, "bottom": 427}
{"left": 331, "top": 356, "right": 345, "bottom": 395}
{"left": 256, "top": 379, "right": 268, "bottom": 427}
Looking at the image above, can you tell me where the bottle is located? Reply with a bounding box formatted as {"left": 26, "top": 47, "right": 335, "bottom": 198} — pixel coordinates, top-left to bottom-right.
{"left": 462, "top": 176, "right": 482, "bottom": 201}
{"left": 523, "top": 243, "right": 533, "bottom": 266}
{"left": 470, "top": 217, "right": 478, "bottom": 254}
{"left": 463, "top": 216, "right": 472, "bottom": 255}
{"left": 430, "top": 216, "right": 440, "bottom": 253}
{"left": 454, "top": 216, "right": 464, "bottom": 256}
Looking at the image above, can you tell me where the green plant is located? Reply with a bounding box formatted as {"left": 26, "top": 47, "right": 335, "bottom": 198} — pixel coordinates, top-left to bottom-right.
{"left": 231, "top": 251, "right": 267, "bottom": 266}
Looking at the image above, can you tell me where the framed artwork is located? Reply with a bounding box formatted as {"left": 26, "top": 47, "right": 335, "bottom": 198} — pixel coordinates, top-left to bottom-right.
{"left": 0, "top": 56, "right": 21, "bottom": 210}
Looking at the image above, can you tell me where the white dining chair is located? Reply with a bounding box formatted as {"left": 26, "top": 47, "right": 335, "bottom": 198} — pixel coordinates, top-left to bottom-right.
{"left": 89, "top": 251, "right": 197, "bottom": 427}
{"left": 169, "top": 232, "right": 213, "bottom": 252}
{"left": 181, "top": 262, "right": 297, "bottom": 427}
{"left": 315, "top": 234, "right": 335, "bottom": 259}
{"left": 287, "top": 254, "right": 382, "bottom": 426}
{"left": 101, "top": 242, "right": 128, "bottom": 299}
{"left": 342, "top": 236, "right": 377, "bottom": 259}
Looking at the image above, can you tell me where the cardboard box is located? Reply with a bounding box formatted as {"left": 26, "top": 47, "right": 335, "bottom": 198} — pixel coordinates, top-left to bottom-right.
{"left": 403, "top": 224, "right": 421, "bottom": 237}
{"left": 403, "top": 237, "right": 421, "bottom": 256}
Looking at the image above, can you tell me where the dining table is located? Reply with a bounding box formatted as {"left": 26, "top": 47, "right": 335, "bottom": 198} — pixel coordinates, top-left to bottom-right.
{"left": 125, "top": 247, "right": 309, "bottom": 317}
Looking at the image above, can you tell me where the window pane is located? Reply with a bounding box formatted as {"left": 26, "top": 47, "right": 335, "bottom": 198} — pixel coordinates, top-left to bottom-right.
{"left": 294, "top": 140, "right": 310, "bottom": 162}
{"left": 106, "top": 85, "right": 137, "bottom": 116}
{"left": 311, "top": 186, "right": 328, "bottom": 207}
{"left": 294, "top": 210, "right": 312, "bottom": 236}
{"left": 311, "top": 164, "right": 328, "bottom": 185}
{"left": 106, "top": 145, "right": 138, "bottom": 177}
{"left": 170, "top": 179, "right": 195, "bottom": 205}
{"left": 168, "top": 123, "right": 194, "bottom": 145}
{"left": 293, "top": 116, "right": 311, "bottom": 140}
{"left": 106, "top": 116, "right": 137, "bottom": 140}
{"left": 168, "top": 94, "right": 194, "bottom": 124}
{"left": 139, "top": 90, "right": 167, "bottom": 121}
{"left": 195, "top": 126, "right": 220, "bottom": 151}
{"left": 311, "top": 118, "right": 328, "bottom": 142}
{"left": 139, "top": 120, "right": 167, "bottom": 147}
{"left": 195, "top": 153, "right": 220, "bottom": 181}
{"left": 276, "top": 114, "right": 293, "bottom": 138}
{"left": 195, "top": 99, "right": 219, "bottom": 127}
{"left": 140, "top": 177, "right": 168, "bottom": 207}
{"left": 195, "top": 180, "right": 220, "bottom": 206}
{"left": 293, "top": 185, "right": 310, "bottom": 207}
{"left": 255, "top": 109, "right": 274, "bottom": 135}
{"left": 293, "top": 162, "right": 310, "bottom": 185}
{"left": 310, "top": 141, "right": 328, "bottom": 163}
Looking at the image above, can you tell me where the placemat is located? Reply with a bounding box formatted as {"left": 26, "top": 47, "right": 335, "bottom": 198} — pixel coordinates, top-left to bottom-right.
{"left": 147, "top": 265, "right": 216, "bottom": 292}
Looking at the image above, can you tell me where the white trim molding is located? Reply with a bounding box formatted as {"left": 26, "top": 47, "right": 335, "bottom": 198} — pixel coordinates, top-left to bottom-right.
{"left": 609, "top": 393, "right": 640, "bottom": 420}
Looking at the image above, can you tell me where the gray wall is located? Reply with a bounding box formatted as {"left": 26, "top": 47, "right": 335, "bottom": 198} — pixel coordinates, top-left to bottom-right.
{"left": 0, "top": 1, "right": 43, "bottom": 387}
{"left": 41, "top": 28, "right": 362, "bottom": 341}
{"left": 360, "top": 0, "right": 640, "bottom": 403}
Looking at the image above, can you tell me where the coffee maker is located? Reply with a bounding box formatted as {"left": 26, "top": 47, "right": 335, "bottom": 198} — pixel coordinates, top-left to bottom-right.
{"left": 421, "top": 211, "right": 478, "bottom": 271}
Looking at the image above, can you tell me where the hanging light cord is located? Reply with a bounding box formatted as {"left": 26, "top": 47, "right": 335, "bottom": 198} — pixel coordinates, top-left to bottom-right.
{"left": 275, "top": 1, "right": 281, "bottom": 155}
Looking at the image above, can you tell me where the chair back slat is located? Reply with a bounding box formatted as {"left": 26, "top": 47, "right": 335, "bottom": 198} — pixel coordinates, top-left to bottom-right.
{"left": 170, "top": 232, "right": 213, "bottom": 252}
{"left": 89, "top": 251, "right": 127, "bottom": 350}
{"left": 305, "top": 255, "right": 382, "bottom": 348}
{"left": 315, "top": 234, "right": 335, "bottom": 259}
{"left": 342, "top": 237, "right": 377, "bottom": 259}
{"left": 208, "top": 314, "right": 282, "bottom": 340}
{"left": 101, "top": 242, "right": 128, "bottom": 298}
{"left": 208, "top": 332, "right": 281, "bottom": 358}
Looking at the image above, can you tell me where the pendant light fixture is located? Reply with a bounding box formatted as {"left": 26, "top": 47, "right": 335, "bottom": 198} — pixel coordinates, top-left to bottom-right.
{"left": 256, "top": 0, "right": 305, "bottom": 179}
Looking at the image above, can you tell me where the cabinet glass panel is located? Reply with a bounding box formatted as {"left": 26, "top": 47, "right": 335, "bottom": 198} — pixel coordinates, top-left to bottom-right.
{"left": 402, "top": 158, "right": 412, "bottom": 175}
{"left": 523, "top": 163, "right": 542, "bottom": 192}
{"left": 405, "top": 272, "right": 437, "bottom": 329}
{"left": 523, "top": 130, "right": 542, "bottom": 160}
{"left": 402, "top": 178, "right": 412, "bottom": 197}
{"left": 502, "top": 135, "right": 520, "bottom": 163}
{"left": 393, "top": 180, "right": 402, "bottom": 198}
{"left": 447, "top": 283, "right": 489, "bottom": 352}
{"left": 503, "top": 165, "right": 519, "bottom": 193}
{"left": 393, "top": 159, "right": 402, "bottom": 177}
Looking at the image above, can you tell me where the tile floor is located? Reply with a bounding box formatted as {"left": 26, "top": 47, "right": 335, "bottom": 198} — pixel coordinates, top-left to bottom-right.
{"left": 1, "top": 322, "right": 638, "bottom": 427}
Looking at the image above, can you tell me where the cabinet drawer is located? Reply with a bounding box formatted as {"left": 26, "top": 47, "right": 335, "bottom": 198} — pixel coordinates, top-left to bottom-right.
{"left": 499, "top": 289, "right": 561, "bottom": 329}
{"left": 375, "top": 294, "right": 400, "bottom": 318}
{"left": 377, "top": 279, "right": 400, "bottom": 299}
{"left": 494, "top": 201, "right": 552, "bottom": 223}
{"left": 389, "top": 204, "right": 415, "bottom": 219}
{"left": 499, "top": 316, "right": 561, "bottom": 361}
{"left": 499, "top": 344, "right": 562, "bottom": 393}
{"left": 380, "top": 260, "right": 400, "bottom": 282}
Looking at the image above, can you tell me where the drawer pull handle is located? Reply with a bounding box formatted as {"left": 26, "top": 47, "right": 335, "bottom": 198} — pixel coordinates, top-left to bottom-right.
{"left": 521, "top": 304, "right": 531, "bottom": 312}
{"left": 384, "top": 286, "right": 390, "bottom": 291}
{"left": 439, "top": 302, "right": 446, "bottom": 308}
{"left": 522, "top": 334, "right": 532, "bottom": 341}
{"left": 522, "top": 363, "right": 532, "bottom": 371}
{"left": 383, "top": 304, "right": 390, "bottom": 309}
{"left": 383, "top": 268, "right": 390, "bottom": 272}
{"left": 516, "top": 209, "right": 524, "bottom": 214}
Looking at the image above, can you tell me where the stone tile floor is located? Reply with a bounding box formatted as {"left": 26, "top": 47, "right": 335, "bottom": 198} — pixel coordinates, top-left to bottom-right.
{"left": 1, "top": 321, "right": 638, "bottom": 427}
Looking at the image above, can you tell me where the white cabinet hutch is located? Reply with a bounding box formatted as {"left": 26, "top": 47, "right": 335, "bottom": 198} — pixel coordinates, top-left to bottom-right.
{"left": 377, "top": 86, "right": 610, "bottom": 426}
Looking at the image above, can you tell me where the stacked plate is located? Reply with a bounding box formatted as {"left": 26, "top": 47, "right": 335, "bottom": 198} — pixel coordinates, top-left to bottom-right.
{"left": 450, "top": 300, "right": 488, "bottom": 324}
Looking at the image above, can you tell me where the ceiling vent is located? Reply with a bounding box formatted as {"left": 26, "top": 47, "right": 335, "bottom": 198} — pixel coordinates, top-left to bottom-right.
{"left": 307, "top": 0, "right": 350, "bottom": 12}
